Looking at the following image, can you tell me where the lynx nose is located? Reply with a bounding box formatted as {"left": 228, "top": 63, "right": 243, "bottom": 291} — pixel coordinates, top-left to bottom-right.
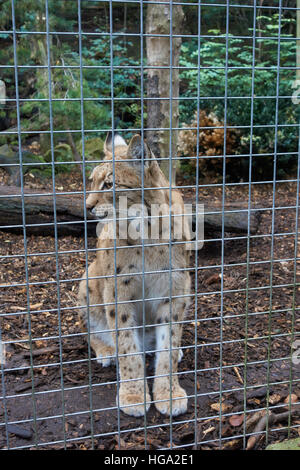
{"left": 86, "top": 202, "right": 95, "bottom": 213}
{"left": 91, "top": 207, "right": 109, "bottom": 219}
{"left": 99, "top": 210, "right": 109, "bottom": 219}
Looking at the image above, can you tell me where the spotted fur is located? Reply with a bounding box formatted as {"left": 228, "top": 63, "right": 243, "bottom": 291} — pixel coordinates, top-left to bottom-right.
{"left": 78, "top": 133, "right": 191, "bottom": 417}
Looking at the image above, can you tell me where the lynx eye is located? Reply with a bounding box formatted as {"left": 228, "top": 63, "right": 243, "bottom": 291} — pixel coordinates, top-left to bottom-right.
{"left": 103, "top": 181, "right": 113, "bottom": 190}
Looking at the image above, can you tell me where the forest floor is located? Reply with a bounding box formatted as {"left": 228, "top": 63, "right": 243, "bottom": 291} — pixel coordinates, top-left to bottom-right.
{"left": 0, "top": 169, "right": 300, "bottom": 450}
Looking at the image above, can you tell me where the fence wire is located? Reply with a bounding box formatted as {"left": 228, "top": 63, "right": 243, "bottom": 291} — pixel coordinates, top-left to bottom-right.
{"left": 0, "top": 0, "right": 300, "bottom": 451}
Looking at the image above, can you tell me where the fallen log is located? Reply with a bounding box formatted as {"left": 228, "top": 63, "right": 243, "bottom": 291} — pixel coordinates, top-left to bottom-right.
{"left": 192, "top": 201, "right": 261, "bottom": 235}
{"left": 0, "top": 185, "right": 261, "bottom": 236}
{"left": 0, "top": 184, "right": 97, "bottom": 236}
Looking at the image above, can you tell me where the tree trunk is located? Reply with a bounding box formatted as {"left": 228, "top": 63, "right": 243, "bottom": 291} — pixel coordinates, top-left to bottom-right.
{"left": 297, "top": 0, "right": 300, "bottom": 80}
{"left": 67, "top": 132, "right": 83, "bottom": 173}
{"left": 32, "top": 6, "right": 52, "bottom": 154}
{"left": 146, "top": 0, "right": 184, "bottom": 186}
{"left": 0, "top": 80, "right": 6, "bottom": 105}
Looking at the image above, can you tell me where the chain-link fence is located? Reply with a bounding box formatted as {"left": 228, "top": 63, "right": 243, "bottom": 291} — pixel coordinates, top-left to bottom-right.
{"left": 0, "top": 0, "right": 300, "bottom": 451}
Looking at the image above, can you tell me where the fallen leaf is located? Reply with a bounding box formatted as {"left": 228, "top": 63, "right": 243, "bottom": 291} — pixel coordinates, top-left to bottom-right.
{"left": 246, "top": 435, "right": 258, "bottom": 451}
{"left": 210, "top": 402, "right": 232, "bottom": 413}
{"left": 30, "top": 303, "right": 43, "bottom": 310}
{"left": 284, "top": 394, "right": 299, "bottom": 408}
{"left": 229, "top": 414, "right": 244, "bottom": 427}
{"left": 203, "top": 426, "right": 215, "bottom": 437}
{"left": 269, "top": 394, "right": 281, "bottom": 405}
{"left": 9, "top": 306, "right": 26, "bottom": 311}
{"left": 233, "top": 366, "right": 244, "bottom": 385}
{"left": 206, "top": 274, "right": 221, "bottom": 285}
{"left": 223, "top": 439, "right": 241, "bottom": 449}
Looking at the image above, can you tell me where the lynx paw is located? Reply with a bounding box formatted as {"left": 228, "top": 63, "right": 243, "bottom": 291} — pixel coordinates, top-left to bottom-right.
{"left": 94, "top": 345, "right": 115, "bottom": 367}
{"left": 154, "top": 385, "right": 188, "bottom": 416}
{"left": 96, "top": 355, "right": 115, "bottom": 367}
{"left": 118, "top": 387, "right": 151, "bottom": 417}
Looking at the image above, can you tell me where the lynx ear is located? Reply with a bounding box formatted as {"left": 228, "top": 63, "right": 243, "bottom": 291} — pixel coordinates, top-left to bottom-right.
{"left": 127, "top": 135, "right": 151, "bottom": 167}
{"left": 104, "top": 131, "right": 127, "bottom": 153}
{"left": 89, "top": 166, "right": 98, "bottom": 181}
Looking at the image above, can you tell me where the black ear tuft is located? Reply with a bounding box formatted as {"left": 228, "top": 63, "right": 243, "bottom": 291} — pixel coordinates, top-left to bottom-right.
{"left": 105, "top": 132, "right": 112, "bottom": 151}
{"left": 127, "top": 135, "right": 151, "bottom": 164}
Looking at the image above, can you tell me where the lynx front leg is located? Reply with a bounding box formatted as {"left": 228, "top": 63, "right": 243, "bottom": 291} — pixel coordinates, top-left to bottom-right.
{"left": 90, "top": 335, "right": 115, "bottom": 368}
{"left": 153, "top": 299, "right": 187, "bottom": 416}
{"left": 104, "top": 280, "right": 151, "bottom": 417}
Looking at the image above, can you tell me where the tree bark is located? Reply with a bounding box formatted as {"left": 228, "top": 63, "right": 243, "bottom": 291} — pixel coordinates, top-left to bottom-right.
{"left": 33, "top": 3, "right": 52, "bottom": 153}
{"left": 67, "top": 132, "right": 83, "bottom": 173}
{"left": 146, "top": 0, "right": 184, "bottom": 186}
{"left": 297, "top": 0, "right": 300, "bottom": 80}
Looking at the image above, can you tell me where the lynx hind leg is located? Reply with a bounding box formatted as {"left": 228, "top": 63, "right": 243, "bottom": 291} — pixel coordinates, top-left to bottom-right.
{"left": 78, "top": 262, "right": 115, "bottom": 367}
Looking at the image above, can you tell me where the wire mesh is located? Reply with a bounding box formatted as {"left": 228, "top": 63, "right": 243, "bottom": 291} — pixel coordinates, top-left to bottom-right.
{"left": 0, "top": 0, "right": 300, "bottom": 451}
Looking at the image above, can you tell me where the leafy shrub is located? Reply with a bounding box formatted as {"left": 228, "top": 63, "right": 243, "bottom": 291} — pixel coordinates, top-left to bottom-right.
{"left": 179, "top": 14, "right": 299, "bottom": 179}
{"left": 178, "top": 110, "right": 238, "bottom": 181}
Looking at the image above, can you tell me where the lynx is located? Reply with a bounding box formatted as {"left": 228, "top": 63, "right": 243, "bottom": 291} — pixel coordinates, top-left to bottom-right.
{"left": 78, "top": 133, "right": 191, "bottom": 417}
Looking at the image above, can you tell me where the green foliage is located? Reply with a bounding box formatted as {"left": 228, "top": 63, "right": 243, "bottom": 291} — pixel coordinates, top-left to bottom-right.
{"left": 0, "top": 5, "right": 140, "bottom": 177}
{"left": 179, "top": 13, "right": 299, "bottom": 179}
{"left": 81, "top": 34, "right": 141, "bottom": 129}
{"left": 43, "top": 143, "right": 75, "bottom": 175}
{"left": 19, "top": 33, "right": 141, "bottom": 170}
{"left": 76, "top": 137, "right": 105, "bottom": 174}
{"left": 266, "top": 437, "right": 300, "bottom": 451}
{"left": 0, "top": 5, "right": 298, "bottom": 181}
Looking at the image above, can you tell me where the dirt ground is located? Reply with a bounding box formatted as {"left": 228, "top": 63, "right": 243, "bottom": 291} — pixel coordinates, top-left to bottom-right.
{"left": 0, "top": 170, "right": 300, "bottom": 450}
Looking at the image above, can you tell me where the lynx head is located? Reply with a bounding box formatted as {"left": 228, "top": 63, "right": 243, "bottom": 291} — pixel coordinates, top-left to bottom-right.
{"left": 86, "top": 133, "right": 165, "bottom": 219}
